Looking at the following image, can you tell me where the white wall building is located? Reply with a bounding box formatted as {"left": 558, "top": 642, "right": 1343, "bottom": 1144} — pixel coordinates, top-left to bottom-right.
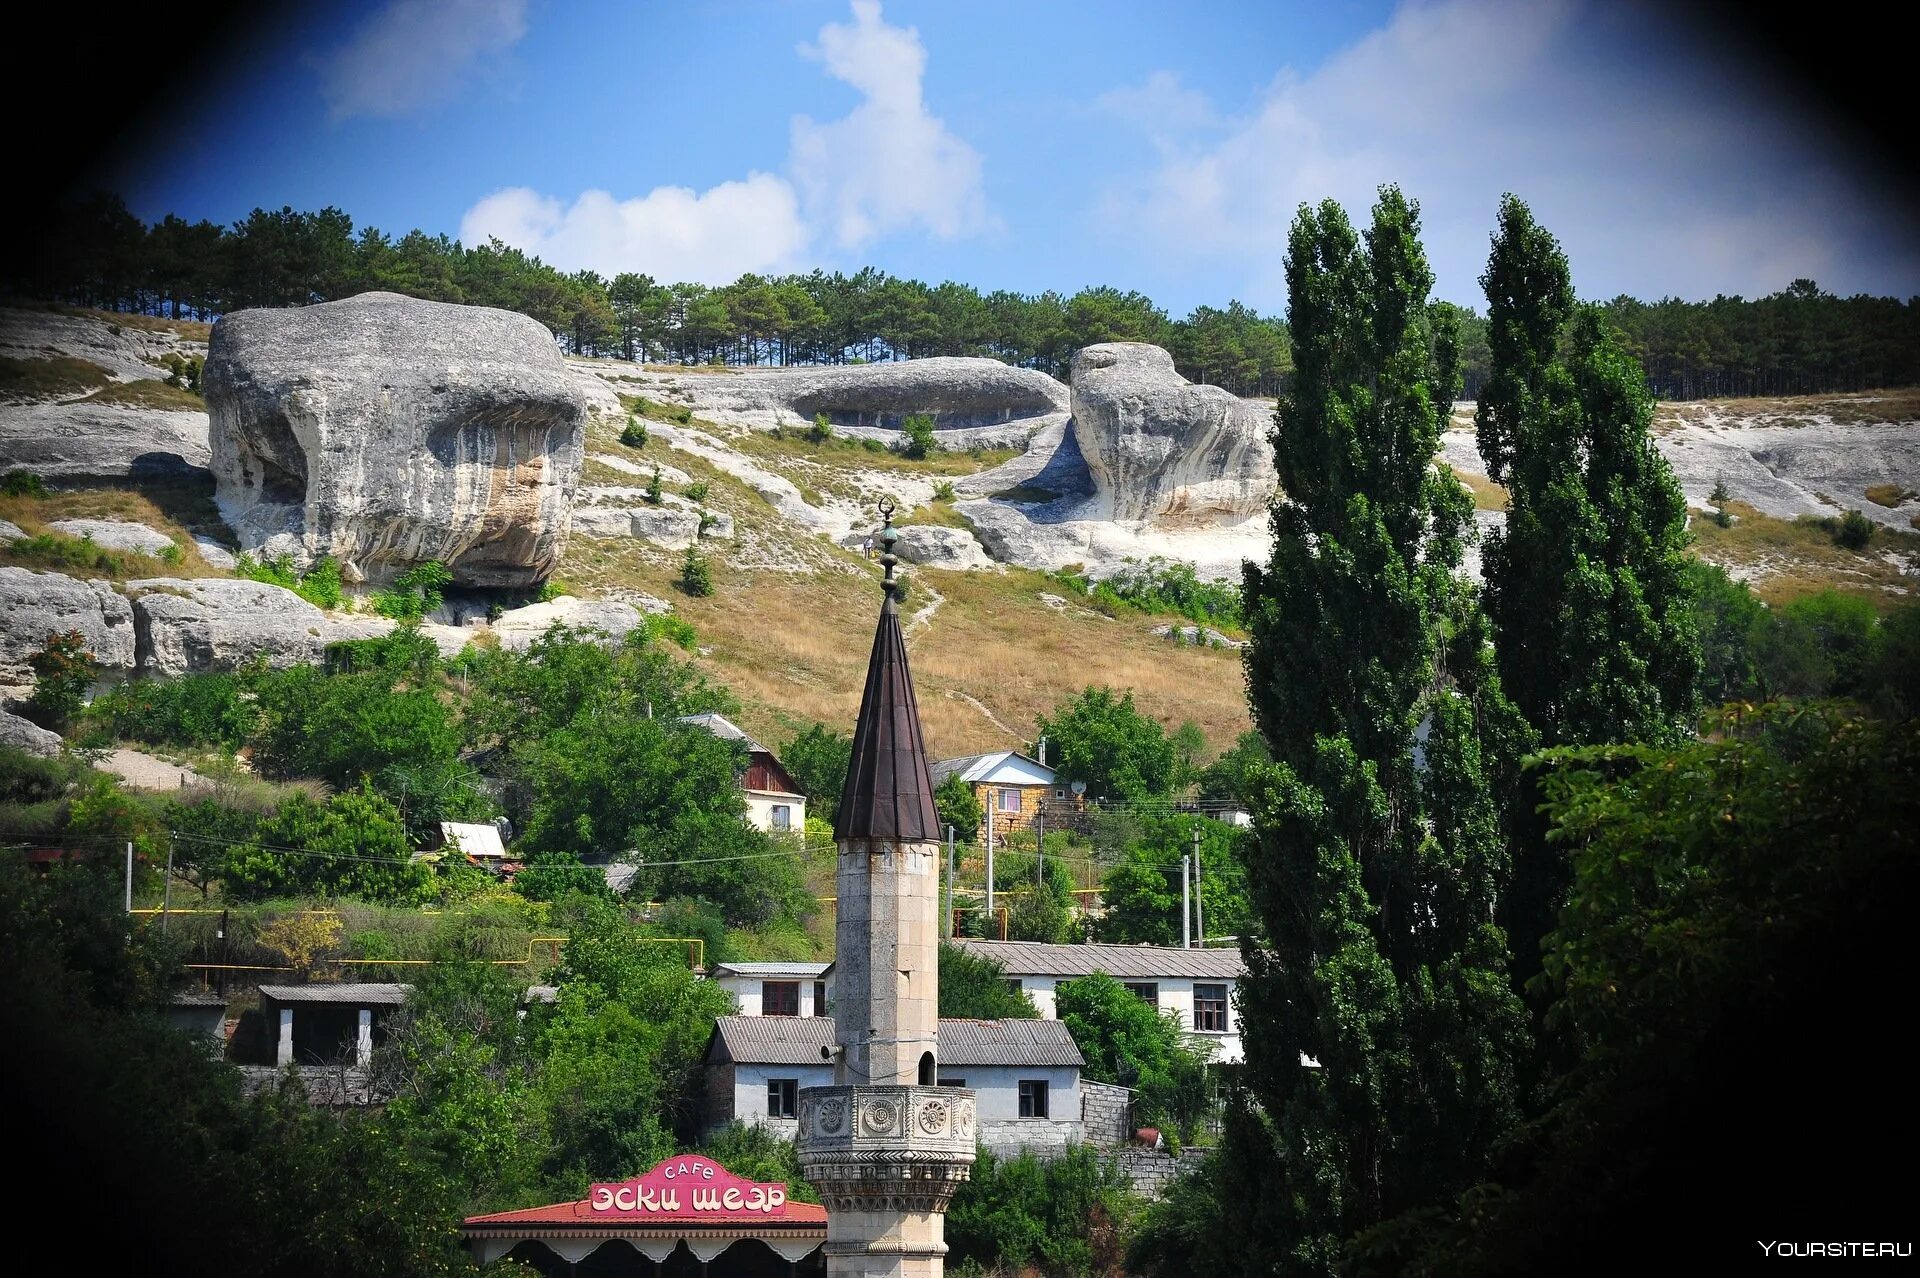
{"left": 703, "top": 1015, "right": 1086, "bottom": 1155}
{"left": 708, "top": 961, "right": 833, "bottom": 1018}
{"left": 952, "top": 939, "right": 1248, "bottom": 1065}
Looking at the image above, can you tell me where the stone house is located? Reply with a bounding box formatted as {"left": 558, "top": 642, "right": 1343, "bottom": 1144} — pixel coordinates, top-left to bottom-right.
{"left": 928, "top": 750, "right": 1061, "bottom": 840}
{"left": 952, "top": 939, "right": 1248, "bottom": 1064}
{"left": 677, "top": 712, "right": 808, "bottom": 834}
{"left": 709, "top": 961, "right": 834, "bottom": 1018}
{"left": 702, "top": 1015, "right": 1087, "bottom": 1156}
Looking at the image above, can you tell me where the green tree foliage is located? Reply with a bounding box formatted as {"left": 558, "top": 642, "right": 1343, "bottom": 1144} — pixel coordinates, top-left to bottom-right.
{"left": 1350, "top": 705, "right": 1918, "bottom": 1272}
{"left": 1236, "top": 188, "right": 1533, "bottom": 1273}
{"left": 620, "top": 414, "right": 648, "bottom": 448}
{"left": 1094, "top": 814, "right": 1252, "bottom": 947}
{"left": 1037, "top": 686, "right": 1178, "bottom": 802}
{"left": 898, "top": 412, "right": 937, "bottom": 459}
{"left": 221, "top": 786, "right": 432, "bottom": 904}
{"left": 680, "top": 545, "right": 715, "bottom": 596}
{"left": 933, "top": 772, "right": 982, "bottom": 842}
{"left": 946, "top": 1146, "right": 1137, "bottom": 1278}
{"left": 695, "top": 1123, "right": 821, "bottom": 1203}
{"left": 1055, "top": 971, "right": 1213, "bottom": 1137}
{"left": 1054, "top": 557, "right": 1244, "bottom": 629}
{"left": 1004, "top": 873, "right": 1078, "bottom": 944}
{"left": 1684, "top": 560, "right": 1769, "bottom": 706}
{"left": 251, "top": 663, "right": 462, "bottom": 793}
{"left": 781, "top": 723, "right": 851, "bottom": 825}
{"left": 86, "top": 672, "right": 258, "bottom": 749}
{"left": 26, "top": 628, "right": 93, "bottom": 727}
{"left": 529, "top": 897, "right": 736, "bottom": 1184}
{"left": 373, "top": 560, "right": 451, "bottom": 622}
{"left": 936, "top": 941, "right": 1038, "bottom": 1019}
{"left": 1476, "top": 196, "right": 1699, "bottom": 748}
{"left": 1196, "top": 730, "right": 1269, "bottom": 804}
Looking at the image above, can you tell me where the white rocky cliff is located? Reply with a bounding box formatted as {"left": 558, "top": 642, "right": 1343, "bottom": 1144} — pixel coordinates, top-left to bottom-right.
{"left": 205, "top": 292, "right": 587, "bottom": 587}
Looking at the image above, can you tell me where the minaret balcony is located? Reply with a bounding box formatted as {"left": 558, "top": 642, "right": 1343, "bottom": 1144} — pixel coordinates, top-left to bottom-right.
{"left": 796, "top": 1084, "right": 978, "bottom": 1212}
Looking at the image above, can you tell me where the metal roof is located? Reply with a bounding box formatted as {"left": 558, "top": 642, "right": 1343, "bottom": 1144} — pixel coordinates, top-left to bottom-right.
{"left": 677, "top": 712, "right": 769, "bottom": 754}
{"left": 953, "top": 939, "right": 1247, "bottom": 980}
{"left": 834, "top": 546, "right": 940, "bottom": 843}
{"left": 708, "top": 1015, "right": 1083, "bottom": 1067}
{"left": 258, "top": 983, "right": 413, "bottom": 1005}
{"left": 711, "top": 962, "right": 831, "bottom": 978}
{"left": 441, "top": 821, "right": 506, "bottom": 858}
{"left": 929, "top": 751, "right": 1054, "bottom": 787}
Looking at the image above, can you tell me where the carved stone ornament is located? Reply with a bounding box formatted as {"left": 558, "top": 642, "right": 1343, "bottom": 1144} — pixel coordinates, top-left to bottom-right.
{"left": 917, "top": 1097, "right": 950, "bottom": 1135}
{"left": 818, "top": 1096, "right": 847, "bottom": 1135}
{"left": 861, "top": 1097, "right": 900, "bottom": 1135}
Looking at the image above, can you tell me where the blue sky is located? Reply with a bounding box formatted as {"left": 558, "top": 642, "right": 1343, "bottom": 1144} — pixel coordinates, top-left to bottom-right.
{"left": 118, "top": 0, "right": 1918, "bottom": 315}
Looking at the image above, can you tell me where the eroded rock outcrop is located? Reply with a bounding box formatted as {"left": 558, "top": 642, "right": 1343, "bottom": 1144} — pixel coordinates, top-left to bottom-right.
{"left": 127, "top": 577, "right": 392, "bottom": 676}
{"left": 0, "top": 707, "right": 62, "bottom": 757}
{"left": 46, "top": 519, "right": 175, "bottom": 555}
{"left": 0, "top": 566, "right": 137, "bottom": 679}
{"left": 206, "top": 292, "right": 586, "bottom": 588}
{"left": 891, "top": 524, "right": 994, "bottom": 569}
{"left": 1069, "top": 343, "right": 1275, "bottom": 524}
{"left": 488, "top": 597, "right": 651, "bottom": 650}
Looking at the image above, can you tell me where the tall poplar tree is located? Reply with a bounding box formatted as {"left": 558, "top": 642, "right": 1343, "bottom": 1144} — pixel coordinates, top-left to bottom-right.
{"left": 1475, "top": 195, "right": 1700, "bottom": 747}
{"left": 1236, "top": 189, "right": 1533, "bottom": 1274}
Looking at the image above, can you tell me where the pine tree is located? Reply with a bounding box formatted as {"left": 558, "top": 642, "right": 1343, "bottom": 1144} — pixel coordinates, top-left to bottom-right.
{"left": 1475, "top": 195, "right": 1700, "bottom": 747}
{"left": 1236, "top": 189, "right": 1532, "bottom": 1274}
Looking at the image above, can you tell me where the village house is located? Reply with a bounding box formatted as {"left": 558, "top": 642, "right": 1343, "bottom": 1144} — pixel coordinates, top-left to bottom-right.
{"left": 953, "top": 939, "right": 1248, "bottom": 1064}
{"left": 678, "top": 712, "right": 808, "bottom": 834}
{"left": 701, "top": 1015, "right": 1089, "bottom": 1156}
{"left": 257, "top": 982, "right": 411, "bottom": 1067}
{"left": 708, "top": 961, "right": 833, "bottom": 1017}
{"left": 928, "top": 750, "right": 1061, "bottom": 840}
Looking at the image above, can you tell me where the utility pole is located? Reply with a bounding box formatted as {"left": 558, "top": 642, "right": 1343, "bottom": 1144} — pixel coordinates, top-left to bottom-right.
{"left": 162, "top": 834, "right": 175, "bottom": 934}
{"left": 985, "top": 800, "right": 995, "bottom": 924}
{"left": 1192, "top": 827, "right": 1204, "bottom": 948}
{"left": 945, "top": 825, "right": 955, "bottom": 938}
{"left": 124, "top": 840, "right": 133, "bottom": 913}
{"left": 1035, "top": 804, "right": 1046, "bottom": 886}
{"left": 1181, "top": 854, "right": 1191, "bottom": 949}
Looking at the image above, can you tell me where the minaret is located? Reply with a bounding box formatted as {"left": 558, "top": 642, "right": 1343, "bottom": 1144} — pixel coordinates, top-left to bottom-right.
{"left": 798, "top": 502, "right": 975, "bottom": 1278}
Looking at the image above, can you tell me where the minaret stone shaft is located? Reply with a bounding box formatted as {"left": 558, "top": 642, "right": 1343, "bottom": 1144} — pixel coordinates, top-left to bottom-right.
{"left": 798, "top": 503, "right": 975, "bottom": 1278}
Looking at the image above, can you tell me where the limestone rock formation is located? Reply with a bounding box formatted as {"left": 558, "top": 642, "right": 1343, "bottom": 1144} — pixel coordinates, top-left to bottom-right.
{"left": 126, "top": 578, "right": 392, "bottom": 676}
{"left": 581, "top": 356, "right": 1071, "bottom": 449}
{"left": 46, "top": 519, "right": 176, "bottom": 555}
{"left": 1069, "top": 343, "right": 1276, "bottom": 524}
{"left": 205, "top": 291, "right": 587, "bottom": 588}
{"left": 0, "top": 401, "right": 211, "bottom": 481}
{"left": 0, "top": 520, "right": 23, "bottom": 543}
{"left": 0, "top": 707, "right": 62, "bottom": 757}
{"left": 0, "top": 566, "right": 137, "bottom": 679}
{"left": 891, "top": 524, "right": 994, "bottom": 569}
{"left": 488, "top": 597, "right": 649, "bottom": 650}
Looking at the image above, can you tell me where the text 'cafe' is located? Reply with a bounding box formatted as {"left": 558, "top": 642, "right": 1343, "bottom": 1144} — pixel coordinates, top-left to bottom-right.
{"left": 463, "top": 1156, "right": 827, "bottom": 1276}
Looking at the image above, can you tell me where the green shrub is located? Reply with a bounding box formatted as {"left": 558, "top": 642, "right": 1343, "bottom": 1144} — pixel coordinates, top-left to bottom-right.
{"left": 861, "top": 437, "right": 886, "bottom": 454}
{"left": 897, "top": 413, "right": 937, "bottom": 460}
{"left": 373, "top": 560, "right": 451, "bottom": 622}
{"left": 620, "top": 415, "right": 648, "bottom": 448}
{"left": 697, "top": 511, "right": 719, "bottom": 539}
{"left": 646, "top": 467, "right": 664, "bottom": 505}
{"left": 26, "top": 629, "right": 93, "bottom": 727}
{"left": 932, "top": 479, "right": 957, "bottom": 502}
{"left": 3, "top": 469, "right": 48, "bottom": 497}
{"left": 679, "top": 546, "right": 714, "bottom": 597}
{"left": 641, "top": 612, "right": 699, "bottom": 651}
{"left": 684, "top": 481, "right": 710, "bottom": 503}
{"left": 947, "top": 1146, "right": 1136, "bottom": 1277}
{"left": 1834, "top": 508, "right": 1875, "bottom": 550}
{"left": 87, "top": 673, "right": 258, "bottom": 748}
{"left": 807, "top": 412, "right": 834, "bottom": 444}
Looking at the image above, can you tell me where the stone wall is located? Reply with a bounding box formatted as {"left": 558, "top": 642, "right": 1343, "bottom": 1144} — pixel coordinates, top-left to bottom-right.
{"left": 979, "top": 1119, "right": 1082, "bottom": 1159}
{"left": 1113, "top": 1146, "right": 1213, "bottom": 1200}
{"left": 1080, "top": 1080, "right": 1133, "bottom": 1148}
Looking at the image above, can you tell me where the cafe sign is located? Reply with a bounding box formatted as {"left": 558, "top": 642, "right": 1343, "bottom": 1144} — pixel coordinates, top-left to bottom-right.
{"left": 589, "top": 1155, "right": 790, "bottom": 1217}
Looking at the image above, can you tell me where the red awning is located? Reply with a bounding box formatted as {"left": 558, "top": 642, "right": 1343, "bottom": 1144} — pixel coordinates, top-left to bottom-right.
{"left": 465, "top": 1197, "right": 827, "bottom": 1230}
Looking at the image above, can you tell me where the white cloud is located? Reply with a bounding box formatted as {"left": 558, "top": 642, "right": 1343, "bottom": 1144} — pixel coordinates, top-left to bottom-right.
{"left": 458, "top": 177, "right": 808, "bottom": 282}
{"left": 1096, "top": 0, "right": 1920, "bottom": 307}
{"left": 457, "top": 0, "right": 991, "bottom": 282}
{"left": 790, "top": 0, "right": 992, "bottom": 248}
{"left": 320, "top": 0, "right": 527, "bottom": 121}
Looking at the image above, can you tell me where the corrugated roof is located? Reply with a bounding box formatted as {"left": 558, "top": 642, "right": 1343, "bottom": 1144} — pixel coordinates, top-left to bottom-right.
{"left": 711, "top": 962, "right": 831, "bottom": 978}
{"left": 835, "top": 541, "right": 940, "bottom": 843}
{"left": 258, "top": 983, "right": 413, "bottom": 1004}
{"left": 953, "top": 939, "right": 1247, "bottom": 980}
{"left": 929, "top": 751, "right": 1054, "bottom": 787}
{"left": 708, "top": 1015, "right": 1083, "bottom": 1067}
{"left": 441, "top": 821, "right": 505, "bottom": 858}
{"left": 677, "top": 712, "right": 769, "bottom": 754}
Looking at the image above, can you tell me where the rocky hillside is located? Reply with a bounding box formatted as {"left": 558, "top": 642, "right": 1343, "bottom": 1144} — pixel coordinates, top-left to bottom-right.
{"left": 4, "top": 297, "right": 1917, "bottom": 760}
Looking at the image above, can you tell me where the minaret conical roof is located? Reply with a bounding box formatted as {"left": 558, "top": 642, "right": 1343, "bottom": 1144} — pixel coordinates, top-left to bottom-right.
{"left": 834, "top": 510, "right": 941, "bottom": 843}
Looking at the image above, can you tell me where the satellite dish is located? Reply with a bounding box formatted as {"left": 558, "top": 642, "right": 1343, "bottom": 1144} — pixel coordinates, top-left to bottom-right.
{"left": 1070, "top": 780, "right": 1087, "bottom": 797}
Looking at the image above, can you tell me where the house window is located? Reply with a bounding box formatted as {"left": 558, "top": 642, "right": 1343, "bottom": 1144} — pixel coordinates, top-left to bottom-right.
{"left": 998, "top": 788, "right": 1021, "bottom": 813}
{"left": 1018, "top": 1080, "right": 1050, "bottom": 1118}
{"left": 1194, "top": 983, "right": 1229, "bottom": 1032}
{"left": 763, "top": 981, "right": 800, "bottom": 1016}
{"left": 1005, "top": 978, "right": 1024, "bottom": 995}
{"left": 770, "top": 805, "right": 792, "bottom": 831}
{"left": 813, "top": 980, "right": 829, "bottom": 1016}
{"left": 1054, "top": 788, "right": 1065, "bottom": 799}
{"left": 767, "top": 1078, "right": 798, "bottom": 1119}
{"left": 1123, "top": 982, "right": 1159, "bottom": 1006}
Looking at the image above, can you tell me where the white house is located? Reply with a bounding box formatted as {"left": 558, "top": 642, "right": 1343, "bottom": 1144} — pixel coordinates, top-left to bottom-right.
{"left": 952, "top": 939, "right": 1248, "bottom": 1065}
{"left": 708, "top": 961, "right": 833, "bottom": 1018}
{"left": 677, "top": 713, "right": 808, "bottom": 834}
{"left": 928, "top": 750, "right": 1060, "bottom": 840}
{"left": 702, "top": 1015, "right": 1087, "bottom": 1155}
